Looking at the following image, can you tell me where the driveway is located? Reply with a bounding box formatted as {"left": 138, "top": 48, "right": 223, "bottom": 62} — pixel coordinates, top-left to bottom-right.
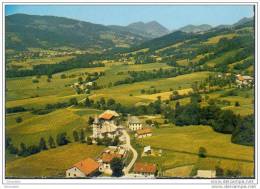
{"left": 122, "top": 130, "right": 138, "bottom": 175}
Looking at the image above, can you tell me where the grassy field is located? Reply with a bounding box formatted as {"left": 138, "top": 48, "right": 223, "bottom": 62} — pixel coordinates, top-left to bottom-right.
{"left": 206, "top": 49, "right": 241, "bottom": 67}
{"left": 90, "top": 71, "right": 210, "bottom": 106}
{"left": 204, "top": 33, "right": 238, "bottom": 44}
{"left": 136, "top": 88, "right": 193, "bottom": 101}
{"left": 6, "top": 107, "right": 101, "bottom": 147}
{"left": 6, "top": 143, "right": 105, "bottom": 178}
{"left": 163, "top": 165, "right": 194, "bottom": 177}
{"left": 8, "top": 55, "right": 74, "bottom": 70}
{"left": 135, "top": 125, "right": 254, "bottom": 176}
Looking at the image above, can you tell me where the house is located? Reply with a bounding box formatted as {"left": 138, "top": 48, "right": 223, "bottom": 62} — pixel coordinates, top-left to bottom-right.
{"left": 98, "top": 152, "right": 122, "bottom": 175}
{"left": 99, "top": 110, "right": 120, "bottom": 125}
{"left": 135, "top": 128, "right": 152, "bottom": 138}
{"left": 236, "top": 74, "right": 254, "bottom": 87}
{"left": 196, "top": 170, "right": 216, "bottom": 178}
{"left": 143, "top": 146, "right": 152, "bottom": 155}
{"left": 128, "top": 116, "right": 143, "bottom": 131}
{"left": 66, "top": 158, "right": 100, "bottom": 178}
{"left": 133, "top": 162, "right": 157, "bottom": 177}
{"left": 92, "top": 110, "right": 121, "bottom": 139}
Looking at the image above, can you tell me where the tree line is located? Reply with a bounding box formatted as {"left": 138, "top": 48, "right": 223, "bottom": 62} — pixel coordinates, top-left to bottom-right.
{"left": 6, "top": 128, "right": 92, "bottom": 157}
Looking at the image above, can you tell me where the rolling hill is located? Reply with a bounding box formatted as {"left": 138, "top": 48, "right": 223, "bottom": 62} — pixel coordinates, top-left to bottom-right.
{"left": 6, "top": 14, "right": 146, "bottom": 51}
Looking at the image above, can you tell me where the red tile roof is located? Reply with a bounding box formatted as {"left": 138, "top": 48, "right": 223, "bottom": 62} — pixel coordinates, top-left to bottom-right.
{"left": 133, "top": 162, "right": 157, "bottom": 174}
{"left": 136, "top": 128, "right": 152, "bottom": 135}
{"left": 99, "top": 113, "right": 114, "bottom": 120}
{"left": 101, "top": 153, "right": 122, "bottom": 163}
{"left": 73, "top": 158, "right": 99, "bottom": 176}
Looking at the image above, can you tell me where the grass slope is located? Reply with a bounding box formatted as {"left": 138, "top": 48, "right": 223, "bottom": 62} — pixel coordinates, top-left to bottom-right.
{"left": 6, "top": 143, "right": 104, "bottom": 178}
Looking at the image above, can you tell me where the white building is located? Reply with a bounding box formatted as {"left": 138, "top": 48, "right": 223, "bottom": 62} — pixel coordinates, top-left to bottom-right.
{"left": 98, "top": 152, "right": 123, "bottom": 175}
{"left": 66, "top": 158, "right": 100, "bottom": 178}
{"left": 143, "top": 146, "right": 152, "bottom": 155}
{"left": 92, "top": 110, "right": 120, "bottom": 139}
{"left": 133, "top": 162, "right": 157, "bottom": 177}
{"left": 128, "top": 116, "right": 143, "bottom": 131}
{"left": 236, "top": 74, "right": 254, "bottom": 87}
{"left": 135, "top": 128, "right": 152, "bottom": 138}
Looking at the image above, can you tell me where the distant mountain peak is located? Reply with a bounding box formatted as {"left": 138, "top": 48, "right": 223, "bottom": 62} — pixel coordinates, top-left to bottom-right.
{"left": 178, "top": 24, "right": 212, "bottom": 33}
{"left": 126, "top": 20, "right": 169, "bottom": 38}
{"left": 233, "top": 17, "right": 254, "bottom": 26}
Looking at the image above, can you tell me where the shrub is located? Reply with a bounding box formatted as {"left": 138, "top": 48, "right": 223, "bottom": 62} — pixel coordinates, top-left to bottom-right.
{"left": 198, "top": 147, "right": 207, "bottom": 158}
{"left": 15, "top": 117, "right": 23, "bottom": 123}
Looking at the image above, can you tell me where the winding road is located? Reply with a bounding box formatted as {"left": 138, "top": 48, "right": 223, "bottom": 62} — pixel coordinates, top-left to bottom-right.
{"left": 122, "top": 130, "right": 138, "bottom": 175}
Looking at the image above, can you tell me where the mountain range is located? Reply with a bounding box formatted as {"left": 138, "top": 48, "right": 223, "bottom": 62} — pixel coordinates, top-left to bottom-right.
{"left": 5, "top": 14, "right": 254, "bottom": 52}
{"left": 109, "top": 21, "right": 170, "bottom": 39}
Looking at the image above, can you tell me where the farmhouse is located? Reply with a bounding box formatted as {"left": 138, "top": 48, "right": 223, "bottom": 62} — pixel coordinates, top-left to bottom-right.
{"left": 133, "top": 162, "right": 157, "bottom": 177}
{"left": 66, "top": 158, "right": 100, "bottom": 178}
{"left": 135, "top": 128, "right": 152, "bottom": 138}
{"left": 128, "top": 116, "right": 143, "bottom": 131}
{"left": 98, "top": 152, "right": 123, "bottom": 175}
{"left": 92, "top": 110, "right": 121, "bottom": 139}
{"left": 236, "top": 74, "right": 254, "bottom": 87}
{"left": 196, "top": 170, "right": 216, "bottom": 178}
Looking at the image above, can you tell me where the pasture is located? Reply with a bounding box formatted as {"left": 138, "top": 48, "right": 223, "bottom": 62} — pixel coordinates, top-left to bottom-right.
{"left": 5, "top": 143, "right": 104, "bottom": 178}
{"left": 135, "top": 125, "right": 254, "bottom": 176}
{"left": 90, "top": 71, "right": 210, "bottom": 106}
{"left": 6, "top": 107, "right": 101, "bottom": 147}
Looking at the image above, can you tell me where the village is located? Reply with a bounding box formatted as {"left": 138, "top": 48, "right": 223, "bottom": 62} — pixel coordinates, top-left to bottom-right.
{"left": 65, "top": 110, "right": 156, "bottom": 178}
{"left": 65, "top": 109, "right": 218, "bottom": 179}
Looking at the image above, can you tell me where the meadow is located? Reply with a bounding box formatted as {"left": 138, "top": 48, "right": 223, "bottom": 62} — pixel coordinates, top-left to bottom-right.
{"left": 6, "top": 143, "right": 105, "bottom": 178}
{"left": 135, "top": 125, "right": 254, "bottom": 177}
{"left": 6, "top": 107, "right": 101, "bottom": 146}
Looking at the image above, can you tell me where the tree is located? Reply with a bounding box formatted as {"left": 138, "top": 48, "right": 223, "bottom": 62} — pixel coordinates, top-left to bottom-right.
{"left": 88, "top": 116, "right": 94, "bottom": 125}
{"left": 5, "top": 136, "right": 12, "bottom": 148}
{"left": 110, "top": 158, "right": 124, "bottom": 177}
{"left": 107, "top": 98, "right": 116, "bottom": 107}
{"left": 27, "top": 145, "right": 40, "bottom": 155}
{"left": 73, "top": 130, "right": 79, "bottom": 142}
{"left": 48, "top": 136, "right": 56, "bottom": 148}
{"left": 60, "top": 74, "right": 67, "bottom": 79}
{"left": 19, "top": 142, "right": 29, "bottom": 157}
{"left": 100, "top": 97, "right": 106, "bottom": 108}
{"left": 212, "top": 110, "right": 237, "bottom": 134}
{"left": 32, "top": 79, "right": 39, "bottom": 83}
{"left": 86, "top": 136, "right": 93, "bottom": 145}
{"left": 39, "top": 137, "right": 48, "bottom": 150}
{"left": 215, "top": 166, "right": 224, "bottom": 177}
{"left": 198, "top": 147, "right": 207, "bottom": 158}
{"left": 56, "top": 132, "right": 69, "bottom": 146}
{"left": 231, "top": 115, "right": 254, "bottom": 146}
{"left": 15, "top": 117, "right": 23, "bottom": 123}
{"left": 235, "top": 101, "right": 240, "bottom": 107}
{"left": 85, "top": 97, "right": 92, "bottom": 107}
{"left": 190, "top": 93, "right": 202, "bottom": 104}
{"left": 112, "top": 136, "right": 120, "bottom": 146}
{"left": 79, "top": 129, "right": 85, "bottom": 143}
{"left": 78, "top": 77, "right": 83, "bottom": 84}
{"left": 8, "top": 144, "right": 18, "bottom": 154}
{"left": 69, "top": 98, "right": 78, "bottom": 106}
{"left": 103, "top": 136, "right": 112, "bottom": 146}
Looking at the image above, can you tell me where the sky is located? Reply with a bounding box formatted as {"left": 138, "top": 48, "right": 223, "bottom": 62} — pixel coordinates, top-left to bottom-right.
{"left": 5, "top": 5, "right": 254, "bottom": 30}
